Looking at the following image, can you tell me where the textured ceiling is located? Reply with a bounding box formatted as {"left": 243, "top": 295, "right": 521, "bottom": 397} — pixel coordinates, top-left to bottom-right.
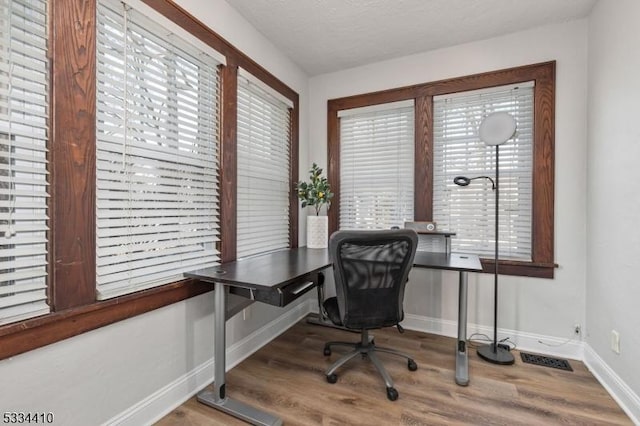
{"left": 225, "top": 0, "right": 597, "bottom": 76}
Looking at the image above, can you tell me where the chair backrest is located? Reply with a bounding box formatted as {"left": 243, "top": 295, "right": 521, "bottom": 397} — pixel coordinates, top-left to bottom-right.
{"left": 329, "top": 229, "right": 418, "bottom": 330}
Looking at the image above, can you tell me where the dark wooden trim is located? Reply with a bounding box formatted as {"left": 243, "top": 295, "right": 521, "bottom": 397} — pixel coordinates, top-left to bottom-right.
{"left": 327, "top": 108, "right": 340, "bottom": 236}
{"left": 289, "top": 101, "right": 300, "bottom": 249}
{"left": 415, "top": 96, "right": 432, "bottom": 221}
{"left": 49, "top": 0, "right": 97, "bottom": 310}
{"left": 219, "top": 63, "right": 238, "bottom": 263}
{"left": 329, "top": 85, "right": 424, "bottom": 112}
{"left": 480, "top": 259, "right": 556, "bottom": 279}
{"left": 0, "top": 280, "right": 212, "bottom": 360}
{"left": 327, "top": 62, "right": 556, "bottom": 279}
{"left": 424, "top": 63, "right": 551, "bottom": 96}
{"left": 531, "top": 63, "right": 556, "bottom": 268}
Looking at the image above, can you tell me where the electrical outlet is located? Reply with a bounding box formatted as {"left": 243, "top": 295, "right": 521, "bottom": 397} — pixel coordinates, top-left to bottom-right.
{"left": 611, "top": 330, "right": 620, "bottom": 354}
{"left": 574, "top": 324, "right": 581, "bottom": 335}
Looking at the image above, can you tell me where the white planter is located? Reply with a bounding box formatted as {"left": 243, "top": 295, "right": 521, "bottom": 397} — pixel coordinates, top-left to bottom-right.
{"left": 307, "top": 215, "right": 328, "bottom": 249}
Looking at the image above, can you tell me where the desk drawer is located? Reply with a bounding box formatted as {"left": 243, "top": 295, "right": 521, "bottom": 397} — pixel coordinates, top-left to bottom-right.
{"left": 256, "top": 279, "right": 316, "bottom": 307}
{"left": 229, "top": 273, "right": 321, "bottom": 307}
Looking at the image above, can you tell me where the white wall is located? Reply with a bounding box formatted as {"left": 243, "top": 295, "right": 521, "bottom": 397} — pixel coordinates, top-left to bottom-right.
{"left": 0, "top": 1, "right": 310, "bottom": 425}
{"left": 587, "top": 0, "right": 640, "bottom": 401}
{"left": 309, "top": 20, "right": 589, "bottom": 342}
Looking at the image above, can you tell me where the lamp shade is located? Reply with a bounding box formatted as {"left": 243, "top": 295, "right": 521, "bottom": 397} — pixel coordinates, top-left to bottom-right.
{"left": 479, "top": 112, "right": 516, "bottom": 146}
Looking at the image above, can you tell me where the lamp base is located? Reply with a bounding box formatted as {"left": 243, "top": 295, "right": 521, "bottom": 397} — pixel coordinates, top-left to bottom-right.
{"left": 477, "top": 343, "right": 515, "bottom": 365}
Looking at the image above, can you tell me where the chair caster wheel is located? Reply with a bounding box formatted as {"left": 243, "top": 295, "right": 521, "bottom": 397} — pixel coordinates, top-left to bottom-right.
{"left": 386, "top": 387, "right": 398, "bottom": 401}
{"left": 326, "top": 374, "right": 338, "bottom": 384}
{"left": 408, "top": 359, "right": 418, "bottom": 371}
{"left": 323, "top": 346, "right": 331, "bottom": 356}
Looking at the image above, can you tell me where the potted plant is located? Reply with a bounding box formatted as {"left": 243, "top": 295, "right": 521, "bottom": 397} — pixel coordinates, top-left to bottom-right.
{"left": 296, "top": 163, "right": 333, "bottom": 248}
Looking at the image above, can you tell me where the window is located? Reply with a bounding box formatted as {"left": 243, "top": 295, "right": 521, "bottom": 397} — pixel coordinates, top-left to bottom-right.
{"left": 236, "top": 69, "right": 292, "bottom": 258}
{"left": 328, "top": 62, "right": 555, "bottom": 278}
{"left": 0, "top": 0, "right": 49, "bottom": 325}
{"left": 433, "top": 83, "right": 534, "bottom": 260}
{"left": 95, "top": 0, "right": 222, "bottom": 298}
{"left": 338, "top": 101, "right": 414, "bottom": 230}
{"left": 0, "top": 0, "right": 299, "bottom": 360}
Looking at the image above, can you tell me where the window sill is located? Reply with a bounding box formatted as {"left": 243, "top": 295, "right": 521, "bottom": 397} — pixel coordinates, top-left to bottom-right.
{"left": 0, "top": 279, "right": 212, "bottom": 361}
{"left": 479, "top": 259, "right": 557, "bottom": 279}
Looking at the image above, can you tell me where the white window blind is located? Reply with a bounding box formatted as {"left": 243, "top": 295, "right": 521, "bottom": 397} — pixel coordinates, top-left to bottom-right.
{"left": 433, "top": 82, "right": 534, "bottom": 260}
{"left": 339, "top": 101, "right": 414, "bottom": 230}
{"left": 96, "top": 0, "right": 221, "bottom": 299}
{"left": 236, "top": 69, "right": 292, "bottom": 258}
{"left": 0, "top": 0, "right": 49, "bottom": 325}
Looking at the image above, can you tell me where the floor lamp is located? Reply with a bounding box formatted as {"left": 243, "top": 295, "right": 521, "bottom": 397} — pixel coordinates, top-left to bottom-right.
{"left": 453, "top": 111, "right": 516, "bottom": 365}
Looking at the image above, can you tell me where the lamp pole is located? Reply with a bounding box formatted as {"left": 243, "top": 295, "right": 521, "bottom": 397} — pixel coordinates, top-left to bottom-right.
{"left": 454, "top": 111, "right": 516, "bottom": 365}
{"left": 474, "top": 144, "right": 514, "bottom": 364}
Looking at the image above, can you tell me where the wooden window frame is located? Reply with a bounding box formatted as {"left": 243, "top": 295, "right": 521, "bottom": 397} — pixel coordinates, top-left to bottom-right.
{"left": 0, "top": 0, "right": 299, "bottom": 360}
{"left": 328, "top": 62, "right": 556, "bottom": 278}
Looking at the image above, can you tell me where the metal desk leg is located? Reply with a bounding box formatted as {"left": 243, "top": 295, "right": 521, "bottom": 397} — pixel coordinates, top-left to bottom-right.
{"left": 455, "top": 271, "right": 470, "bottom": 386}
{"left": 306, "top": 271, "right": 337, "bottom": 327}
{"left": 197, "top": 282, "right": 283, "bottom": 426}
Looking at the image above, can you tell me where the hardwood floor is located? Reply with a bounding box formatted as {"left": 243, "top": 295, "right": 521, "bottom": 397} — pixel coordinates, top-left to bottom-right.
{"left": 156, "top": 318, "right": 631, "bottom": 425}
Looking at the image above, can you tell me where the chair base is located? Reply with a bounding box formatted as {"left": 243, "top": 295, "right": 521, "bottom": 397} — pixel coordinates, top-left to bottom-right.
{"left": 323, "top": 329, "right": 417, "bottom": 401}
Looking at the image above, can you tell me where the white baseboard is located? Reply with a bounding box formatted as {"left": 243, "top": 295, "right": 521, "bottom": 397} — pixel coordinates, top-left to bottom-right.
{"left": 109, "top": 305, "right": 638, "bottom": 425}
{"left": 401, "top": 313, "right": 584, "bottom": 360}
{"left": 583, "top": 344, "right": 640, "bottom": 425}
{"left": 104, "top": 300, "right": 314, "bottom": 426}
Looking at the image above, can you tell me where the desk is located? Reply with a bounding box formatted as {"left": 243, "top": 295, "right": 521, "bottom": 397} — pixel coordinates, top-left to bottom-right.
{"left": 186, "top": 248, "right": 331, "bottom": 426}
{"left": 186, "top": 248, "right": 481, "bottom": 425}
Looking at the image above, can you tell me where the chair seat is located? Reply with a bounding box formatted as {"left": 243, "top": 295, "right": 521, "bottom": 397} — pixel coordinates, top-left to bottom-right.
{"left": 323, "top": 297, "right": 343, "bottom": 326}
{"left": 324, "top": 295, "right": 404, "bottom": 330}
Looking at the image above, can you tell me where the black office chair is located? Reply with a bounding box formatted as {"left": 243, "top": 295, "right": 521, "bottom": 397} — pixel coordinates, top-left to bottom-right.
{"left": 322, "top": 229, "right": 419, "bottom": 401}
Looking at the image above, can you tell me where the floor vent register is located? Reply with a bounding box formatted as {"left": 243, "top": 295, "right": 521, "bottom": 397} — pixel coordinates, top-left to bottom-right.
{"left": 520, "top": 352, "right": 573, "bottom": 371}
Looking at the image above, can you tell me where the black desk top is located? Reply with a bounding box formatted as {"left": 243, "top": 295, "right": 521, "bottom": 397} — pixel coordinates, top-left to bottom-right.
{"left": 413, "top": 251, "right": 482, "bottom": 272}
{"left": 185, "top": 247, "right": 331, "bottom": 291}
{"left": 186, "top": 248, "right": 481, "bottom": 291}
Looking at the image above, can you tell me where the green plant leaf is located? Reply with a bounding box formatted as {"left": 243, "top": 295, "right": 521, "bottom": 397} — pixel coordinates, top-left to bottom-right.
{"left": 296, "top": 163, "right": 333, "bottom": 214}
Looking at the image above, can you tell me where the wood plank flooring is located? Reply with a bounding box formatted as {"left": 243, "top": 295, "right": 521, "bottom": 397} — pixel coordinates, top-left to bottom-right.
{"left": 156, "top": 318, "right": 631, "bottom": 425}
